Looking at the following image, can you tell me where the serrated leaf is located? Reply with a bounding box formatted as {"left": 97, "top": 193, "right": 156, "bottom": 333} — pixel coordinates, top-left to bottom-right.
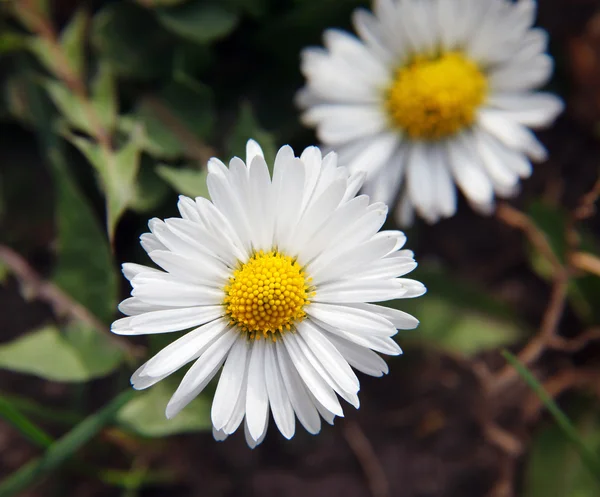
{"left": 42, "top": 78, "right": 91, "bottom": 133}
{"left": 156, "top": 165, "right": 209, "bottom": 198}
{"left": 227, "top": 103, "right": 276, "bottom": 168}
{"left": 91, "top": 3, "right": 173, "bottom": 80}
{"left": 0, "top": 326, "right": 123, "bottom": 382}
{"left": 66, "top": 129, "right": 143, "bottom": 240}
{"left": 59, "top": 9, "right": 88, "bottom": 78}
{"left": 117, "top": 381, "right": 211, "bottom": 437}
{"left": 156, "top": 1, "right": 239, "bottom": 44}
{"left": 51, "top": 153, "right": 117, "bottom": 323}
{"left": 106, "top": 130, "right": 144, "bottom": 238}
{"left": 91, "top": 62, "right": 118, "bottom": 133}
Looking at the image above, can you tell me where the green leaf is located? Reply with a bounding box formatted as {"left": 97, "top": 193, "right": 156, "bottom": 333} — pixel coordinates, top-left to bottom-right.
{"left": 91, "top": 62, "right": 118, "bottom": 133}
{"left": 66, "top": 128, "right": 143, "bottom": 240}
{"left": 0, "top": 390, "right": 133, "bottom": 497}
{"left": 59, "top": 9, "right": 88, "bottom": 78}
{"left": 0, "top": 31, "right": 28, "bottom": 54}
{"left": 227, "top": 103, "right": 277, "bottom": 169}
{"left": 28, "top": 38, "right": 63, "bottom": 79}
{"left": 42, "top": 79, "right": 90, "bottom": 133}
{"left": 398, "top": 297, "right": 523, "bottom": 356}
{"left": 0, "top": 395, "right": 53, "bottom": 448}
{"left": 51, "top": 151, "right": 117, "bottom": 322}
{"left": 525, "top": 405, "right": 600, "bottom": 497}
{"left": 106, "top": 130, "right": 144, "bottom": 238}
{"left": 129, "top": 160, "right": 171, "bottom": 213}
{"left": 118, "top": 382, "right": 210, "bottom": 437}
{"left": 91, "top": 3, "right": 173, "bottom": 80}
{"left": 503, "top": 350, "right": 600, "bottom": 482}
{"left": 129, "top": 80, "right": 215, "bottom": 160}
{"left": 156, "top": 1, "right": 239, "bottom": 44}
{"left": 391, "top": 266, "right": 524, "bottom": 356}
{"left": 0, "top": 326, "right": 123, "bottom": 382}
{"left": 156, "top": 165, "right": 208, "bottom": 198}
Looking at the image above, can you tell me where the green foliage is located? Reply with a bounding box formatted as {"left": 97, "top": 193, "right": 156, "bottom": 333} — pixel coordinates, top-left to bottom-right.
{"left": 156, "top": 1, "right": 239, "bottom": 44}
{"left": 59, "top": 9, "right": 88, "bottom": 78}
{"left": 524, "top": 403, "right": 600, "bottom": 497}
{"left": 394, "top": 267, "right": 523, "bottom": 356}
{"left": 0, "top": 326, "right": 124, "bottom": 382}
{"left": 526, "top": 201, "right": 600, "bottom": 323}
{"left": 504, "top": 351, "right": 600, "bottom": 483}
{"left": 51, "top": 154, "right": 117, "bottom": 322}
{"left": 91, "top": 2, "right": 173, "bottom": 80}
{"left": 0, "top": 395, "right": 54, "bottom": 448}
{"left": 156, "top": 165, "right": 209, "bottom": 198}
{"left": 118, "top": 381, "right": 211, "bottom": 437}
{"left": 0, "top": 390, "right": 133, "bottom": 497}
{"left": 66, "top": 128, "right": 144, "bottom": 241}
{"left": 127, "top": 80, "right": 215, "bottom": 160}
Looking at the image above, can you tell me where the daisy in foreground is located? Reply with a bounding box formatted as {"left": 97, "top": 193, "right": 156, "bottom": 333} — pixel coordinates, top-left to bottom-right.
{"left": 112, "top": 140, "right": 425, "bottom": 447}
{"left": 297, "top": 0, "right": 564, "bottom": 225}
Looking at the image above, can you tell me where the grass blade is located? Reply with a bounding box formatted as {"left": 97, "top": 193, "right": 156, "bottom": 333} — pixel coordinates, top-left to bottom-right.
{"left": 0, "top": 390, "right": 134, "bottom": 497}
{"left": 0, "top": 395, "right": 53, "bottom": 448}
{"left": 502, "top": 350, "right": 600, "bottom": 482}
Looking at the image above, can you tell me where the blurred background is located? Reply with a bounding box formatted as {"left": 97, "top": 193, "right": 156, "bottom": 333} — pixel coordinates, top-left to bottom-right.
{"left": 0, "top": 0, "right": 600, "bottom": 496}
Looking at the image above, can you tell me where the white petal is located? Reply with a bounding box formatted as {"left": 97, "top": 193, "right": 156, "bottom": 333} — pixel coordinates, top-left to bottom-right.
{"left": 131, "top": 274, "right": 224, "bottom": 307}
{"left": 138, "top": 317, "right": 229, "bottom": 379}
{"left": 147, "top": 250, "right": 229, "bottom": 287}
{"left": 304, "top": 105, "right": 388, "bottom": 144}
{"left": 121, "top": 263, "right": 161, "bottom": 281}
{"left": 485, "top": 92, "right": 563, "bottom": 128}
{"left": 211, "top": 337, "right": 249, "bottom": 430}
{"left": 306, "top": 302, "right": 397, "bottom": 338}
{"left": 282, "top": 332, "right": 344, "bottom": 416}
{"left": 352, "top": 303, "right": 419, "bottom": 330}
{"left": 297, "top": 320, "right": 360, "bottom": 394}
{"left": 446, "top": 134, "right": 495, "bottom": 210}
{"left": 315, "top": 279, "right": 408, "bottom": 304}
{"left": 276, "top": 341, "right": 321, "bottom": 435}
{"left": 477, "top": 109, "right": 548, "bottom": 161}
{"left": 246, "top": 139, "right": 264, "bottom": 165}
{"left": 117, "top": 297, "right": 170, "bottom": 316}
{"left": 165, "top": 327, "right": 238, "bottom": 418}
{"left": 308, "top": 229, "right": 398, "bottom": 286}
{"left": 327, "top": 333, "right": 389, "bottom": 377}
{"left": 264, "top": 340, "right": 295, "bottom": 439}
{"left": 112, "top": 305, "right": 224, "bottom": 335}
{"left": 245, "top": 339, "right": 270, "bottom": 441}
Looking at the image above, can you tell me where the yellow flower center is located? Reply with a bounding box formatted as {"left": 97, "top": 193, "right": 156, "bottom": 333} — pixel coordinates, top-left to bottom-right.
{"left": 224, "top": 250, "right": 312, "bottom": 339}
{"left": 385, "top": 52, "right": 487, "bottom": 140}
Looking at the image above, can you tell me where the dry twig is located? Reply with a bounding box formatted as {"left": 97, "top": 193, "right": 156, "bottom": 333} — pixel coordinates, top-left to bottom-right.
{"left": 0, "top": 244, "right": 140, "bottom": 358}
{"left": 342, "top": 420, "right": 390, "bottom": 497}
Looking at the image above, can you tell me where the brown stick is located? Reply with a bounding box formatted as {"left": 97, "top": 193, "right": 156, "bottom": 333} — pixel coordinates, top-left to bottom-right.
{"left": 342, "top": 420, "right": 390, "bottom": 497}
{"left": 0, "top": 245, "right": 140, "bottom": 358}
{"left": 496, "top": 203, "right": 563, "bottom": 275}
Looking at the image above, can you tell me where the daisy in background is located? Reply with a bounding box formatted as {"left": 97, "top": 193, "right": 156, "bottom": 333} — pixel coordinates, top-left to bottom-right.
{"left": 297, "top": 0, "right": 564, "bottom": 225}
{"left": 112, "top": 140, "right": 425, "bottom": 448}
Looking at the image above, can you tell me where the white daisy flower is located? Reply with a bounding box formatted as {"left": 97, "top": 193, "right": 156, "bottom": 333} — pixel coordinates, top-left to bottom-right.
{"left": 297, "top": 0, "right": 564, "bottom": 225}
{"left": 112, "top": 140, "right": 425, "bottom": 448}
